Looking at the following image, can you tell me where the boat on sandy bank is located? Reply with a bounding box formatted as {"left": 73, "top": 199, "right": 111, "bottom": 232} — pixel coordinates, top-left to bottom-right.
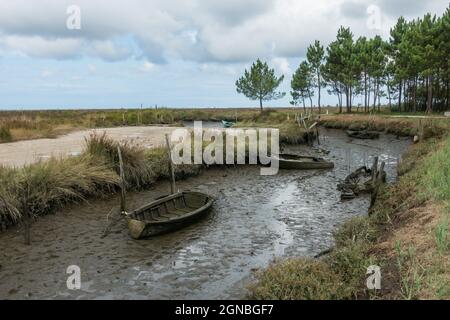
{"left": 125, "top": 191, "right": 214, "bottom": 239}
{"left": 221, "top": 120, "right": 235, "bottom": 128}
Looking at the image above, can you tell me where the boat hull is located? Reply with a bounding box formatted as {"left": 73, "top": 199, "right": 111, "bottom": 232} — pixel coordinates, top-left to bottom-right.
{"left": 222, "top": 120, "right": 235, "bottom": 128}
{"left": 273, "top": 154, "right": 334, "bottom": 170}
{"left": 278, "top": 159, "right": 334, "bottom": 170}
{"left": 126, "top": 191, "right": 214, "bottom": 239}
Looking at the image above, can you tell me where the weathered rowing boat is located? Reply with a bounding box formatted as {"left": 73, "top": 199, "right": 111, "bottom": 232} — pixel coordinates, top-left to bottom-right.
{"left": 125, "top": 191, "right": 214, "bottom": 239}
{"left": 275, "top": 153, "right": 334, "bottom": 170}
{"left": 222, "top": 120, "right": 235, "bottom": 128}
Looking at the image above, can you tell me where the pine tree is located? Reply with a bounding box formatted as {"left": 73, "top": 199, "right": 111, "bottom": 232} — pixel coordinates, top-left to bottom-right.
{"left": 236, "top": 59, "right": 285, "bottom": 110}
{"left": 307, "top": 40, "right": 325, "bottom": 113}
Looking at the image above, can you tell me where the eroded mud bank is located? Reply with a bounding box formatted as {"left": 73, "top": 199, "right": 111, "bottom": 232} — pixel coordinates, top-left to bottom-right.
{"left": 0, "top": 129, "right": 410, "bottom": 299}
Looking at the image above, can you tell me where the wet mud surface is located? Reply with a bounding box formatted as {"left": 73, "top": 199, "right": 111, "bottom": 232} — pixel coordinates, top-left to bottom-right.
{"left": 0, "top": 129, "right": 410, "bottom": 299}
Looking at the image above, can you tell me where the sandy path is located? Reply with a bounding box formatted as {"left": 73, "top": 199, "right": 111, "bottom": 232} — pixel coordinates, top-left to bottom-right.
{"left": 0, "top": 126, "right": 179, "bottom": 167}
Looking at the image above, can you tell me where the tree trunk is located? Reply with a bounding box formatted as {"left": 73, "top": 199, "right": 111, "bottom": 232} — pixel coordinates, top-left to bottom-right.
{"left": 377, "top": 81, "right": 380, "bottom": 112}
{"left": 317, "top": 72, "right": 321, "bottom": 114}
{"left": 426, "top": 75, "right": 433, "bottom": 113}
{"left": 413, "top": 76, "right": 417, "bottom": 112}
{"left": 364, "top": 73, "right": 368, "bottom": 112}
{"left": 345, "top": 87, "right": 350, "bottom": 113}
{"left": 373, "top": 79, "right": 377, "bottom": 111}
{"left": 259, "top": 97, "right": 263, "bottom": 111}
{"left": 309, "top": 93, "right": 313, "bottom": 109}
{"left": 387, "top": 81, "right": 392, "bottom": 111}
{"left": 398, "top": 81, "right": 402, "bottom": 112}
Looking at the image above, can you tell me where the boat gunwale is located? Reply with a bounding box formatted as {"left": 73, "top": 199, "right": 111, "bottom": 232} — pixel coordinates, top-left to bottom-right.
{"left": 275, "top": 153, "right": 326, "bottom": 162}
{"left": 127, "top": 191, "right": 214, "bottom": 225}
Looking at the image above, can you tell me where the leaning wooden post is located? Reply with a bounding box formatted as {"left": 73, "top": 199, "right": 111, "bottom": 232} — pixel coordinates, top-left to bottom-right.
{"left": 371, "top": 156, "right": 379, "bottom": 183}
{"left": 117, "top": 146, "right": 127, "bottom": 213}
{"left": 165, "top": 134, "right": 177, "bottom": 195}
{"left": 377, "top": 161, "right": 386, "bottom": 183}
{"left": 22, "top": 193, "right": 31, "bottom": 245}
{"left": 316, "top": 127, "right": 320, "bottom": 145}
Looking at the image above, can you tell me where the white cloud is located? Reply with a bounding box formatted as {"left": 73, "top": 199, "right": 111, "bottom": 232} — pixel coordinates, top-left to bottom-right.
{"left": 272, "top": 57, "right": 291, "bottom": 75}
{"left": 0, "top": 35, "right": 83, "bottom": 59}
{"left": 140, "top": 61, "right": 156, "bottom": 72}
{"left": 87, "top": 64, "right": 97, "bottom": 73}
{"left": 0, "top": 0, "right": 447, "bottom": 63}
{"left": 89, "top": 40, "right": 132, "bottom": 61}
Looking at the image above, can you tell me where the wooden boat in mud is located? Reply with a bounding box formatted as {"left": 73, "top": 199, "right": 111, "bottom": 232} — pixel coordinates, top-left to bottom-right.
{"left": 124, "top": 191, "right": 214, "bottom": 239}
{"left": 277, "top": 154, "right": 334, "bottom": 170}
{"left": 221, "top": 120, "right": 235, "bottom": 128}
{"left": 346, "top": 130, "right": 380, "bottom": 140}
{"left": 262, "top": 153, "right": 334, "bottom": 170}
{"left": 118, "top": 135, "right": 215, "bottom": 240}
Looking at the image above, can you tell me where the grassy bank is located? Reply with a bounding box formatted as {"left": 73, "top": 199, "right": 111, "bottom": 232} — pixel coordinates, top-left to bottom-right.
{"left": 319, "top": 114, "right": 449, "bottom": 138}
{"left": 0, "top": 125, "right": 298, "bottom": 230}
{"left": 248, "top": 133, "right": 450, "bottom": 300}
{"left": 1, "top": 108, "right": 448, "bottom": 143}
{"left": 0, "top": 133, "right": 202, "bottom": 231}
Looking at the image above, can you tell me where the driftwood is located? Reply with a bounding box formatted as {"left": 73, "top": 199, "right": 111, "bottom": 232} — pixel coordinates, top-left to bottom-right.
{"left": 338, "top": 156, "right": 387, "bottom": 202}
{"left": 314, "top": 248, "right": 333, "bottom": 258}
{"left": 338, "top": 166, "right": 372, "bottom": 200}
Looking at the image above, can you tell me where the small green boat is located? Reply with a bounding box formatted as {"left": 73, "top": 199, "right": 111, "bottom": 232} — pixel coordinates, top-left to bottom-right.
{"left": 222, "top": 120, "right": 235, "bottom": 128}
{"left": 260, "top": 153, "right": 334, "bottom": 170}
{"left": 277, "top": 154, "right": 334, "bottom": 170}
{"left": 125, "top": 191, "right": 214, "bottom": 239}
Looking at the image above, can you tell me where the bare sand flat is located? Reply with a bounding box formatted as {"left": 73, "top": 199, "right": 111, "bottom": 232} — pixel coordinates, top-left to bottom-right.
{"left": 0, "top": 126, "right": 180, "bottom": 167}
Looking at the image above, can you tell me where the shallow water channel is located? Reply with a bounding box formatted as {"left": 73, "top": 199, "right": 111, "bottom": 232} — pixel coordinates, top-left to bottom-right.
{"left": 0, "top": 129, "right": 410, "bottom": 299}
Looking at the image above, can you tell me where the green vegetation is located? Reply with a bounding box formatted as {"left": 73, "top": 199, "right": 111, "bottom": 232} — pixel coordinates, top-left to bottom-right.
{"left": 248, "top": 259, "right": 345, "bottom": 300}
{"left": 292, "top": 9, "right": 450, "bottom": 113}
{"left": 236, "top": 59, "right": 286, "bottom": 110}
{"left": 290, "top": 61, "right": 314, "bottom": 111}
{"left": 0, "top": 133, "right": 202, "bottom": 230}
{"left": 0, "top": 126, "right": 12, "bottom": 142}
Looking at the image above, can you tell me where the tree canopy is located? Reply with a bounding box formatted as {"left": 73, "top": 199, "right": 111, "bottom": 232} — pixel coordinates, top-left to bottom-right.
{"left": 290, "top": 8, "right": 449, "bottom": 113}
{"left": 236, "top": 59, "right": 285, "bottom": 110}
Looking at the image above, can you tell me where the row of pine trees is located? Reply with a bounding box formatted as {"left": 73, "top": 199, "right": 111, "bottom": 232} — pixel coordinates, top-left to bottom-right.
{"left": 291, "top": 8, "right": 449, "bottom": 113}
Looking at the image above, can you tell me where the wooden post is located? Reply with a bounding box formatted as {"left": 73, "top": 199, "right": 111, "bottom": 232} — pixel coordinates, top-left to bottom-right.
{"left": 316, "top": 127, "right": 320, "bottom": 145}
{"left": 370, "top": 159, "right": 385, "bottom": 210}
{"left": 165, "top": 134, "right": 177, "bottom": 194}
{"left": 117, "top": 146, "right": 127, "bottom": 212}
{"left": 371, "top": 156, "right": 379, "bottom": 183}
{"left": 377, "top": 161, "right": 386, "bottom": 183}
{"left": 22, "top": 194, "right": 31, "bottom": 245}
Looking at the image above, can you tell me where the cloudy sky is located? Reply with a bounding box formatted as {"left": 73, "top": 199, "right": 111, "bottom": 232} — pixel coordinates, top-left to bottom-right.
{"left": 0, "top": 0, "right": 447, "bottom": 109}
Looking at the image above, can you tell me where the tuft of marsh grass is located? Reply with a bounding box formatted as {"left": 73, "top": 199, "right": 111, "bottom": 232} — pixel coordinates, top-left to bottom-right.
{"left": 0, "top": 126, "right": 12, "bottom": 142}
{"left": 395, "top": 242, "right": 425, "bottom": 300}
{"left": 0, "top": 154, "right": 120, "bottom": 229}
{"left": 333, "top": 215, "right": 379, "bottom": 247}
{"left": 84, "top": 132, "right": 155, "bottom": 189}
{"left": 435, "top": 215, "right": 449, "bottom": 253}
{"left": 247, "top": 258, "right": 346, "bottom": 300}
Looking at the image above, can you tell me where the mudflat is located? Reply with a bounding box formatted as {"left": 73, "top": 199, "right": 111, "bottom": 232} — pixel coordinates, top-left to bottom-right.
{"left": 0, "top": 126, "right": 179, "bottom": 167}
